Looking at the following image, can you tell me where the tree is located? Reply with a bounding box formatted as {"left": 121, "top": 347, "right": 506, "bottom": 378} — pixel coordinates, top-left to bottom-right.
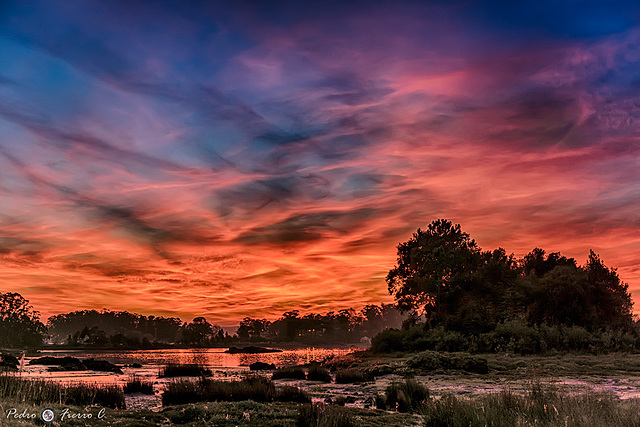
{"left": 0, "top": 292, "right": 47, "bottom": 347}
{"left": 586, "top": 250, "right": 634, "bottom": 328}
{"left": 386, "top": 219, "right": 481, "bottom": 320}
{"left": 180, "top": 317, "right": 214, "bottom": 346}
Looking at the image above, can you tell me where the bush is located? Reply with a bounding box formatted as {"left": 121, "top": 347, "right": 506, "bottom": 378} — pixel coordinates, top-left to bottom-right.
{"left": 370, "top": 329, "right": 404, "bottom": 353}
{"left": 335, "top": 369, "right": 370, "bottom": 384}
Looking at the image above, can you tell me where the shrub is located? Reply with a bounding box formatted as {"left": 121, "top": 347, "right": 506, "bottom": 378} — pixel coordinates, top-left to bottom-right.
{"left": 370, "top": 329, "right": 404, "bottom": 353}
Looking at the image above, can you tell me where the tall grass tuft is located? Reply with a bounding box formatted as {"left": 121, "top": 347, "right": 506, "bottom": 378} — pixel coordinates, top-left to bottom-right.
{"left": 384, "top": 379, "right": 430, "bottom": 413}
{"left": 306, "top": 364, "right": 332, "bottom": 383}
{"left": 162, "top": 375, "right": 310, "bottom": 406}
{"left": 296, "top": 404, "right": 357, "bottom": 427}
{"left": 123, "top": 375, "right": 154, "bottom": 395}
{"left": 0, "top": 375, "right": 125, "bottom": 409}
{"left": 421, "top": 383, "right": 640, "bottom": 427}
{"left": 159, "top": 363, "right": 212, "bottom": 377}
{"left": 272, "top": 366, "right": 307, "bottom": 380}
{"left": 335, "top": 368, "right": 370, "bottom": 384}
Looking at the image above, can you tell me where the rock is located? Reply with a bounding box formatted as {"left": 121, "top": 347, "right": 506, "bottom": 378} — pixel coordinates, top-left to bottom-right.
{"left": 125, "top": 363, "right": 143, "bottom": 368}
{"left": 324, "top": 397, "right": 333, "bottom": 405}
{"left": 225, "top": 346, "right": 282, "bottom": 354}
{"left": 249, "top": 362, "right": 276, "bottom": 371}
{"left": 83, "top": 358, "right": 123, "bottom": 374}
{"left": 29, "top": 356, "right": 83, "bottom": 366}
{"left": 0, "top": 353, "right": 18, "bottom": 371}
{"left": 345, "top": 396, "right": 357, "bottom": 404}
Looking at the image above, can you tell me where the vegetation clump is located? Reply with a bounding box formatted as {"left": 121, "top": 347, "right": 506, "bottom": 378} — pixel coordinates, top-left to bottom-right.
{"left": 159, "top": 362, "right": 212, "bottom": 377}
{"left": 377, "top": 379, "right": 430, "bottom": 413}
{"left": 306, "top": 364, "right": 332, "bottom": 382}
{"left": 407, "top": 351, "right": 488, "bottom": 374}
{"left": 421, "top": 383, "right": 639, "bottom": 427}
{"left": 297, "top": 403, "right": 357, "bottom": 427}
{"left": 123, "top": 375, "right": 154, "bottom": 394}
{"left": 272, "top": 366, "right": 307, "bottom": 380}
{"left": 162, "top": 376, "right": 310, "bottom": 406}
{"left": 0, "top": 375, "right": 125, "bottom": 408}
{"left": 334, "top": 368, "right": 371, "bottom": 384}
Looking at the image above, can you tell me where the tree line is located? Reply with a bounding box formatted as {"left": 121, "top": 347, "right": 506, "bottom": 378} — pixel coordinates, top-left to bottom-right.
{"left": 0, "top": 296, "right": 403, "bottom": 348}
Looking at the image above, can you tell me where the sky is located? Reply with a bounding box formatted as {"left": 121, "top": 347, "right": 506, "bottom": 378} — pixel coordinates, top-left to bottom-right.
{"left": 0, "top": 0, "right": 639, "bottom": 327}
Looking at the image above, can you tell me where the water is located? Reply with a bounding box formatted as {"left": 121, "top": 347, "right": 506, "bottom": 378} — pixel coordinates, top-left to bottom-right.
{"left": 17, "top": 347, "right": 358, "bottom": 411}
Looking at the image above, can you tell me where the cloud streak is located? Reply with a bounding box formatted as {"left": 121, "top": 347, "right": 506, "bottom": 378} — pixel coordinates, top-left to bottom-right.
{"left": 0, "top": 0, "right": 639, "bottom": 325}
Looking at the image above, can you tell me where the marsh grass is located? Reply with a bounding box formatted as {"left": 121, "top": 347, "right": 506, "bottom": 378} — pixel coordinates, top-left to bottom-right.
{"left": 272, "top": 366, "right": 307, "bottom": 380}
{"left": 384, "top": 378, "right": 430, "bottom": 413}
{"left": 162, "top": 375, "right": 310, "bottom": 406}
{"left": 297, "top": 404, "right": 357, "bottom": 427}
{"left": 422, "top": 382, "right": 640, "bottom": 427}
{"left": 306, "top": 364, "right": 332, "bottom": 382}
{"left": 335, "top": 368, "right": 370, "bottom": 384}
{"left": 159, "top": 362, "right": 212, "bottom": 377}
{"left": 0, "top": 374, "right": 125, "bottom": 409}
{"left": 123, "top": 375, "right": 154, "bottom": 394}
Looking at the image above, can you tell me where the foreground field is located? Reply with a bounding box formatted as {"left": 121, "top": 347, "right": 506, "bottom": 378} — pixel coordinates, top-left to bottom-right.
{"left": 4, "top": 352, "right": 640, "bottom": 426}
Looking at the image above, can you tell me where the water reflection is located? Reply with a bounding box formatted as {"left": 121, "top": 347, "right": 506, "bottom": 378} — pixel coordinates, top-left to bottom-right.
{"left": 20, "top": 347, "right": 356, "bottom": 385}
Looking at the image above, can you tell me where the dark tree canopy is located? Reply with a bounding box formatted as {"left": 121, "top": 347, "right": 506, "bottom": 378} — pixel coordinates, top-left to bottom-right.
{"left": 386, "top": 219, "right": 481, "bottom": 319}
{"left": 387, "top": 219, "right": 635, "bottom": 332}
{"left": 0, "top": 292, "right": 47, "bottom": 347}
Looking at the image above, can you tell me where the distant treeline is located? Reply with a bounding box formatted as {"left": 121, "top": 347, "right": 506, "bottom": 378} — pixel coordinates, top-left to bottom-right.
{"left": 46, "top": 304, "right": 403, "bottom": 347}
{"left": 236, "top": 304, "right": 404, "bottom": 343}
{"left": 375, "top": 219, "right": 639, "bottom": 353}
{"left": 0, "top": 295, "right": 404, "bottom": 348}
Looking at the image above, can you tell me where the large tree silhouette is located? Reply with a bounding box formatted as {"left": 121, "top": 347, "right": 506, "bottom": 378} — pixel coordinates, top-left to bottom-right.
{"left": 386, "top": 219, "right": 481, "bottom": 320}
{"left": 0, "top": 292, "right": 46, "bottom": 347}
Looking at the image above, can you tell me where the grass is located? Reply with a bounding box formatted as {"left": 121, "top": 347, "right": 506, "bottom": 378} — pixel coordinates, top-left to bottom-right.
{"left": 0, "top": 374, "right": 125, "bottom": 409}
{"left": 382, "top": 379, "right": 430, "bottom": 413}
{"left": 334, "top": 368, "right": 370, "bottom": 384}
{"left": 123, "top": 375, "right": 155, "bottom": 394}
{"left": 421, "top": 383, "right": 640, "bottom": 427}
{"left": 272, "top": 366, "right": 307, "bottom": 380}
{"left": 162, "top": 376, "right": 311, "bottom": 406}
{"left": 159, "top": 362, "right": 212, "bottom": 377}
{"left": 306, "top": 364, "right": 332, "bottom": 383}
{"left": 297, "top": 404, "right": 357, "bottom": 427}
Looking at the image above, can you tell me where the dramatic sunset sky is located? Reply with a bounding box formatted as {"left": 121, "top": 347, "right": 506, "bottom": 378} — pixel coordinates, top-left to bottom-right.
{"left": 1, "top": 1, "right": 639, "bottom": 326}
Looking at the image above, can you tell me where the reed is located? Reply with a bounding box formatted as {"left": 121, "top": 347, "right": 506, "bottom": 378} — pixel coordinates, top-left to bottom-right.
{"left": 296, "top": 404, "right": 357, "bottom": 427}
{"left": 123, "top": 375, "right": 154, "bottom": 395}
{"left": 0, "top": 374, "right": 125, "bottom": 409}
{"left": 306, "top": 364, "right": 332, "bottom": 383}
{"left": 162, "top": 376, "right": 310, "bottom": 406}
{"left": 271, "top": 366, "right": 307, "bottom": 380}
